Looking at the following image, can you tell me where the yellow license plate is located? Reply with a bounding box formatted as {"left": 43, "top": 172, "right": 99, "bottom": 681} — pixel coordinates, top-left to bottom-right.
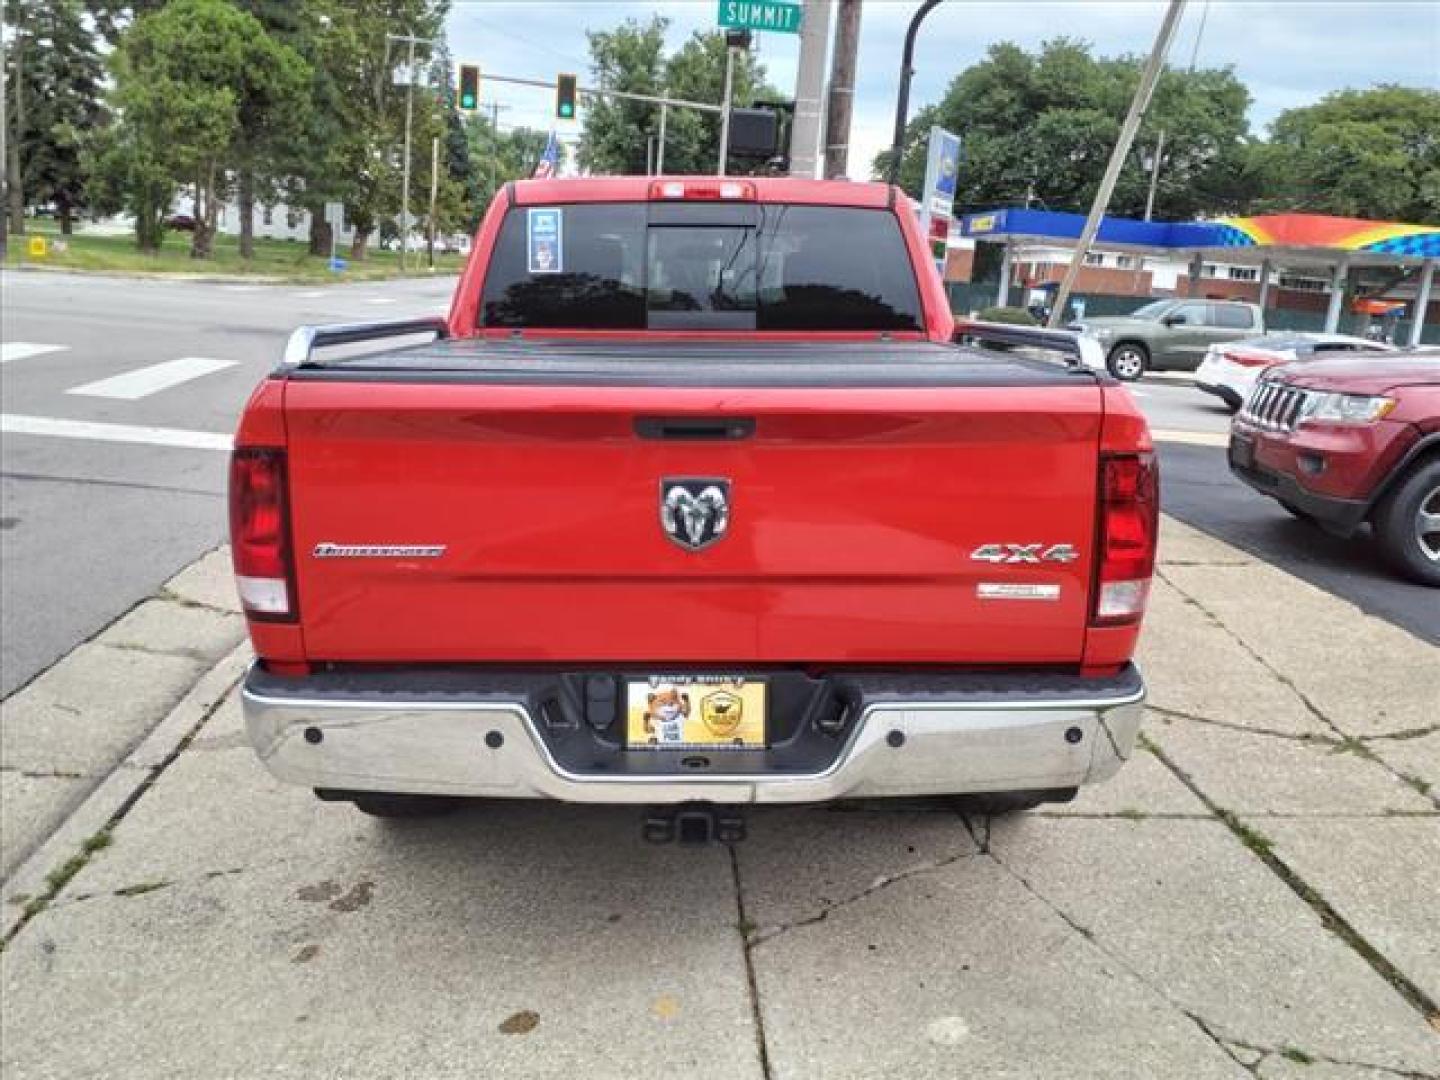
{"left": 625, "top": 677, "right": 766, "bottom": 749}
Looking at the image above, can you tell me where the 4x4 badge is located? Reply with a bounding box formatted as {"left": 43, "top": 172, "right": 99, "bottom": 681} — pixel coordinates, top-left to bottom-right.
{"left": 970, "top": 543, "right": 1079, "bottom": 564}
{"left": 660, "top": 479, "right": 730, "bottom": 552}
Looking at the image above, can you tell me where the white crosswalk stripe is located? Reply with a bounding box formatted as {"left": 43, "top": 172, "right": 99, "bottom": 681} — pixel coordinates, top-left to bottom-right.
{"left": 1, "top": 342, "right": 68, "bottom": 364}
{"left": 66, "top": 356, "right": 236, "bottom": 401}
{"left": 1, "top": 413, "right": 232, "bottom": 450}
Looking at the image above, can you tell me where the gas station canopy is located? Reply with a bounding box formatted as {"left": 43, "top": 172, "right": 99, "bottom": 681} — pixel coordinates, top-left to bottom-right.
{"left": 960, "top": 209, "right": 1440, "bottom": 269}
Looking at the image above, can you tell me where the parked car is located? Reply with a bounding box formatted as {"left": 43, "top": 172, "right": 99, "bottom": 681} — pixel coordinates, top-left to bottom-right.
{"left": 164, "top": 214, "right": 196, "bottom": 232}
{"left": 229, "top": 175, "right": 1158, "bottom": 834}
{"left": 1230, "top": 355, "right": 1440, "bottom": 585}
{"left": 1196, "top": 333, "right": 1395, "bottom": 412}
{"left": 1073, "top": 298, "right": 1265, "bottom": 381}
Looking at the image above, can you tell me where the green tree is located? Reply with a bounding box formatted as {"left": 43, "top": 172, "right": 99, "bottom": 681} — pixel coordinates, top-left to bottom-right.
{"left": 231, "top": 0, "right": 313, "bottom": 259}
{"left": 466, "top": 114, "right": 548, "bottom": 210}
{"left": 579, "top": 17, "right": 777, "bottom": 177}
{"left": 875, "top": 39, "right": 1255, "bottom": 221}
{"left": 289, "top": 0, "right": 449, "bottom": 259}
{"left": 102, "top": 0, "right": 311, "bottom": 257}
{"left": 1257, "top": 86, "right": 1440, "bottom": 223}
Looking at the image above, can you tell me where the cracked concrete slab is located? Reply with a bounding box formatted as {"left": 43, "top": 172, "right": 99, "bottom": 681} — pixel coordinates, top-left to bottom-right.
{"left": 1257, "top": 818, "right": 1440, "bottom": 1007}
{"left": 1160, "top": 564, "right": 1440, "bottom": 738}
{"left": 94, "top": 598, "right": 243, "bottom": 663}
{"left": 983, "top": 816, "right": 1440, "bottom": 1074}
{"left": 1255, "top": 1058, "right": 1404, "bottom": 1079}
{"left": 0, "top": 643, "right": 204, "bottom": 777}
{"left": 1041, "top": 736, "right": 1211, "bottom": 817}
{"left": 1367, "top": 733, "right": 1439, "bottom": 808}
{"left": 0, "top": 772, "right": 90, "bottom": 880}
{"left": 1158, "top": 517, "right": 1257, "bottom": 567}
{"left": 1138, "top": 576, "right": 1330, "bottom": 738}
{"left": 745, "top": 830, "right": 1243, "bottom": 1079}
{"left": 159, "top": 546, "right": 241, "bottom": 614}
{"left": 1, "top": 784, "right": 761, "bottom": 1080}
{"left": 736, "top": 802, "right": 981, "bottom": 937}
{"left": 1145, "top": 714, "right": 1434, "bottom": 816}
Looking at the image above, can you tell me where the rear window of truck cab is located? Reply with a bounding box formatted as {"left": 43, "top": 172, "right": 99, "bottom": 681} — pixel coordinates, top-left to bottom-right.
{"left": 479, "top": 202, "right": 924, "bottom": 332}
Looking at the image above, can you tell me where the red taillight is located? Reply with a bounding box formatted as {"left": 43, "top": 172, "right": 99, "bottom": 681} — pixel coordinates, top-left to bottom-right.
{"left": 1092, "top": 453, "right": 1159, "bottom": 625}
{"left": 229, "top": 447, "right": 296, "bottom": 621}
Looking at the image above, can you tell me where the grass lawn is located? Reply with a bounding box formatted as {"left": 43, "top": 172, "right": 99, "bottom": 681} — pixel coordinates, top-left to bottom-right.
{"left": 4, "top": 218, "right": 466, "bottom": 282}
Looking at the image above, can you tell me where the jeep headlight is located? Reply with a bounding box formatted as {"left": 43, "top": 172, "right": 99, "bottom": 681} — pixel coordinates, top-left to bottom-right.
{"left": 1299, "top": 392, "right": 1396, "bottom": 425}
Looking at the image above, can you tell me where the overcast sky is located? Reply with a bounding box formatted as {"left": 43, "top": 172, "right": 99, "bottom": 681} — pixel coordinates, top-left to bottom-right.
{"left": 446, "top": 0, "right": 1440, "bottom": 178}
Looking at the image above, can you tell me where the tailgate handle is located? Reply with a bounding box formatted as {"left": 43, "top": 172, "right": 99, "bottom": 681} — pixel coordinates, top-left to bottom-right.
{"left": 635, "top": 417, "right": 755, "bottom": 441}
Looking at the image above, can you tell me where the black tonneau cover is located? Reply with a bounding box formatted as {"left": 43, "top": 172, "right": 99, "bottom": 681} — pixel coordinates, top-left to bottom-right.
{"left": 285, "top": 338, "right": 1096, "bottom": 388}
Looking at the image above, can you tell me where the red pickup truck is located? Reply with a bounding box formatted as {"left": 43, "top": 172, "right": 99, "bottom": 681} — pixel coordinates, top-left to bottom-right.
{"left": 231, "top": 176, "right": 1157, "bottom": 839}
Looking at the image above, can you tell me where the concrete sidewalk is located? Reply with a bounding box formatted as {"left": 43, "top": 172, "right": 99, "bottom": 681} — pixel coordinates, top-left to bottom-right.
{"left": 2, "top": 520, "right": 1437, "bottom": 1079}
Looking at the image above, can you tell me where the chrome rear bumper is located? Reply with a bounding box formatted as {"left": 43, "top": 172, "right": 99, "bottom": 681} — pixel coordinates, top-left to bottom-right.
{"left": 242, "top": 664, "right": 1145, "bottom": 805}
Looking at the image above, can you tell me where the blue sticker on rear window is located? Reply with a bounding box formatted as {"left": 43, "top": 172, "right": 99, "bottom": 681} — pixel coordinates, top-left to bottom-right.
{"left": 527, "top": 208, "right": 563, "bottom": 274}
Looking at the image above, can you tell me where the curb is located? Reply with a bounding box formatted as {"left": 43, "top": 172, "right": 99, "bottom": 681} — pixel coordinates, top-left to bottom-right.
{"left": 1, "top": 643, "right": 251, "bottom": 941}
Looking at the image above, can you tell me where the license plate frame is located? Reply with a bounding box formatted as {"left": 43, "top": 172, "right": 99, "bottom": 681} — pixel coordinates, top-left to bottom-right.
{"left": 623, "top": 676, "right": 767, "bottom": 751}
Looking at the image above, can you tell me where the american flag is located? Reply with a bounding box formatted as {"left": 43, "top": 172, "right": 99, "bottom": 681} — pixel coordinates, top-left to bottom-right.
{"left": 533, "top": 131, "right": 560, "bottom": 179}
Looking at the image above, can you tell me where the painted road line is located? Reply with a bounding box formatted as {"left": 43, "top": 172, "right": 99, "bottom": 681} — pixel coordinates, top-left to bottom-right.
{"left": 1, "top": 414, "right": 232, "bottom": 451}
{"left": 365, "top": 297, "right": 399, "bottom": 305}
{"left": 66, "top": 356, "right": 237, "bottom": 401}
{"left": 1, "top": 342, "right": 68, "bottom": 365}
{"left": 293, "top": 290, "right": 326, "bottom": 299}
{"left": 1152, "top": 429, "right": 1228, "bottom": 448}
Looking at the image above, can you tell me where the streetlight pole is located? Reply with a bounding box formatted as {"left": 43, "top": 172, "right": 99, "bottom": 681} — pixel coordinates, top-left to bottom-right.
{"left": 887, "top": 0, "right": 943, "bottom": 186}
{"left": 1143, "top": 128, "right": 1165, "bottom": 222}
{"left": 718, "top": 45, "right": 736, "bottom": 176}
{"left": 388, "top": 32, "right": 436, "bottom": 275}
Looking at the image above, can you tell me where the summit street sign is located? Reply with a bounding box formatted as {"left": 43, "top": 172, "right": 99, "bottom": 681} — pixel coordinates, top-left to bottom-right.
{"left": 718, "top": 0, "right": 803, "bottom": 34}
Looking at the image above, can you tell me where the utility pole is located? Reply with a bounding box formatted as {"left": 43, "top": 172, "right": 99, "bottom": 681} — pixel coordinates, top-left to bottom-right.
{"left": 1046, "top": 0, "right": 1186, "bottom": 328}
{"left": 789, "top": 0, "right": 834, "bottom": 178}
{"left": 718, "top": 29, "right": 751, "bottom": 176}
{"left": 823, "top": 0, "right": 862, "bottom": 179}
{"left": 427, "top": 135, "right": 439, "bottom": 269}
{"left": 1143, "top": 128, "right": 1165, "bottom": 222}
{"left": 718, "top": 45, "right": 736, "bottom": 176}
{"left": 0, "top": 4, "right": 9, "bottom": 261}
{"left": 388, "top": 32, "right": 435, "bottom": 275}
{"left": 1142, "top": 0, "right": 1208, "bottom": 224}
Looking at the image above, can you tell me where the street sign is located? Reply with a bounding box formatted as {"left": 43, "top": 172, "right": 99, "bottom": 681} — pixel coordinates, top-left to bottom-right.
{"left": 718, "top": 0, "right": 802, "bottom": 34}
{"left": 918, "top": 126, "right": 962, "bottom": 277}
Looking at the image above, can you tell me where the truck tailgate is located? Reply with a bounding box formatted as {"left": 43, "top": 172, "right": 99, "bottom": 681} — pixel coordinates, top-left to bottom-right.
{"left": 281, "top": 342, "right": 1102, "bottom": 665}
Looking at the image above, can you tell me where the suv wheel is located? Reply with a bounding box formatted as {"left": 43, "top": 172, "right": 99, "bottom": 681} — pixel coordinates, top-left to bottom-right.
{"left": 1107, "top": 343, "right": 1148, "bottom": 381}
{"left": 1373, "top": 458, "right": 1440, "bottom": 587}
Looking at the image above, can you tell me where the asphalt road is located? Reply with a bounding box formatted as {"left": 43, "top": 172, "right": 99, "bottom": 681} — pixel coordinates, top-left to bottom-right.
{"left": 2, "top": 271, "right": 1434, "bottom": 695}
{"left": 1, "top": 269, "right": 457, "bottom": 696}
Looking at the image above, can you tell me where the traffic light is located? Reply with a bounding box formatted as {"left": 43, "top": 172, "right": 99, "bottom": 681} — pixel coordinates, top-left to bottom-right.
{"left": 555, "top": 73, "right": 577, "bottom": 120}
{"left": 457, "top": 64, "right": 480, "bottom": 112}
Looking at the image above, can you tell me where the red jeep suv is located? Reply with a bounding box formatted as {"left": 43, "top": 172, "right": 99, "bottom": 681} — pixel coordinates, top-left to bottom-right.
{"left": 1229, "top": 355, "right": 1440, "bottom": 585}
